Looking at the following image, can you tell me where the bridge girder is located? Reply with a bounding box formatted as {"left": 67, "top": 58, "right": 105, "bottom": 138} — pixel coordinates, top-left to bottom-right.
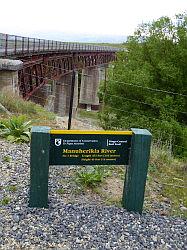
{"left": 18, "top": 52, "right": 116, "bottom": 99}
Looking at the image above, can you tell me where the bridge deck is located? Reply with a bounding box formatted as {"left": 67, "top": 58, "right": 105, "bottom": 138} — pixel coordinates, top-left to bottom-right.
{"left": 0, "top": 33, "right": 120, "bottom": 57}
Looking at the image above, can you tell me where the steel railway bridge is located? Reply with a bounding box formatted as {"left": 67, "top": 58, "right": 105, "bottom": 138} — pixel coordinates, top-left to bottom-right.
{"left": 0, "top": 33, "right": 119, "bottom": 98}
{"left": 0, "top": 33, "right": 120, "bottom": 123}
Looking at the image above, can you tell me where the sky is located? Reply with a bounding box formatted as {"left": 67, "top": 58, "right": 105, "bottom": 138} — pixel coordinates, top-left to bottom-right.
{"left": 0, "top": 0, "right": 186, "bottom": 42}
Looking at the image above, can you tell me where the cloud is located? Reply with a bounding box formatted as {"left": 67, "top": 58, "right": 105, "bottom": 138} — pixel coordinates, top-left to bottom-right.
{"left": 0, "top": 0, "right": 186, "bottom": 40}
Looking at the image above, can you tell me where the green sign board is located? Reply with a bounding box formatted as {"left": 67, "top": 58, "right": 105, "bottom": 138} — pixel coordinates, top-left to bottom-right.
{"left": 50, "top": 130, "right": 132, "bottom": 165}
{"left": 29, "top": 127, "right": 152, "bottom": 214}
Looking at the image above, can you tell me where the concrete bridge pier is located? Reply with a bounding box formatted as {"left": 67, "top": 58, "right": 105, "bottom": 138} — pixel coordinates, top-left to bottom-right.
{"left": 0, "top": 59, "right": 23, "bottom": 95}
{"left": 79, "top": 66, "right": 106, "bottom": 110}
{"left": 44, "top": 81, "right": 56, "bottom": 112}
{"left": 54, "top": 72, "right": 78, "bottom": 117}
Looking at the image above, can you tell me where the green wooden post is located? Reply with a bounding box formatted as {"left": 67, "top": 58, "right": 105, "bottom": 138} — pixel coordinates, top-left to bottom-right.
{"left": 122, "top": 128, "right": 152, "bottom": 213}
{"left": 29, "top": 126, "right": 50, "bottom": 208}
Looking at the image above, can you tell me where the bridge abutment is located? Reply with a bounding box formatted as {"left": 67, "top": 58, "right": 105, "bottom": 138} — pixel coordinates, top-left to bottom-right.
{"left": 0, "top": 59, "right": 23, "bottom": 95}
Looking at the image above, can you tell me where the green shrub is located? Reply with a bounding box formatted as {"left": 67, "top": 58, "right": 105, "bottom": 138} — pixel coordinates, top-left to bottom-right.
{"left": 3, "top": 155, "right": 12, "bottom": 162}
{"left": 7, "top": 185, "right": 17, "bottom": 192}
{"left": 0, "top": 115, "right": 32, "bottom": 143}
{"left": 0, "top": 197, "right": 11, "bottom": 205}
{"left": 98, "top": 13, "right": 187, "bottom": 158}
{"left": 76, "top": 166, "right": 108, "bottom": 187}
{"left": 57, "top": 188, "right": 65, "bottom": 195}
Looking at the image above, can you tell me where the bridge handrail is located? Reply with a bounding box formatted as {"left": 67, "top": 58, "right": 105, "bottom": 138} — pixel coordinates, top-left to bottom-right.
{"left": 0, "top": 33, "right": 120, "bottom": 57}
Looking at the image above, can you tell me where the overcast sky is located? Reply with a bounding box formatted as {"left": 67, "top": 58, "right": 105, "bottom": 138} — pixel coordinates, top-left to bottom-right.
{"left": 0, "top": 0, "right": 186, "bottom": 42}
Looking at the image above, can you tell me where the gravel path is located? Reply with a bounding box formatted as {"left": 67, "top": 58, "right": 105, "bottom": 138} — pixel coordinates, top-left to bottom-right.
{"left": 0, "top": 139, "right": 186, "bottom": 249}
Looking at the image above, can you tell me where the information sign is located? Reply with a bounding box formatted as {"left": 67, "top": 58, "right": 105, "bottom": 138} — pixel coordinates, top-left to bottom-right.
{"left": 50, "top": 130, "right": 132, "bottom": 165}
{"left": 29, "top": 127, "right": 152, "bottom": 214}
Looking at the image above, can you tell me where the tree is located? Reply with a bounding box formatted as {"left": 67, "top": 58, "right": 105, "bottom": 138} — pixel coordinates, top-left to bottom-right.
{"left": 99, "top": 13, "right": 187, "bottom": 157}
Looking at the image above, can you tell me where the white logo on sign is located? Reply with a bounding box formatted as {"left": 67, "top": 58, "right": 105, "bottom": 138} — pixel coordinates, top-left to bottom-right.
{"left": 55, "top": 139, "right": 62, "bottom": 146}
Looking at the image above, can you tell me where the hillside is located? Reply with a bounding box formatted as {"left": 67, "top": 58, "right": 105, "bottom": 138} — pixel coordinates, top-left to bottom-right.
{"left": 0, "top": 92, "right": 186, "bottom": 248}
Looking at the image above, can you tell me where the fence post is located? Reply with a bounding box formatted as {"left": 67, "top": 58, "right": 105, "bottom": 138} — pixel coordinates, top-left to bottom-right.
{"left": 14, "top": 36, "right": 17, "bottom": 54}
{"left": 5, "top": 34, "right": 8, "bottom": 56}
{"left": 33, "top": 38, "right": 35, "bottom": 53}
{"left": 22, "top": 37, "right": 24, "bottom": 54}
{"left": 29, "top": 126, "right": 50, "bottom": 208}
{"left": 122, "top": 128, "right": 152, "bottom": 213}
{"left": 38, "top": 39, "right": 40, "bottom": 52}
{"left": 68, "top": 69, "right": 76, "bottom": 130}
{"left": 43, "top": 39, "right": 45, "bottom": 51}
{"left": 27, "top": 38, "right": 30, "bottom": 53}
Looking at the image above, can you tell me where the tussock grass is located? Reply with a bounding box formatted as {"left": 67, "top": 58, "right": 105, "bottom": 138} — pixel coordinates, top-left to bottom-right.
{"left": 0, "top": 91, "right": 37, "bottom": 115}
{"left": 0, "top": 91, "right": 56, "bottom": 127}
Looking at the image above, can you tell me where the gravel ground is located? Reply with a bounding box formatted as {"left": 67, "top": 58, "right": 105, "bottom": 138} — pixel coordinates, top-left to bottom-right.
{"left": 0, "top": 139, "right": 187, "bottom": 249}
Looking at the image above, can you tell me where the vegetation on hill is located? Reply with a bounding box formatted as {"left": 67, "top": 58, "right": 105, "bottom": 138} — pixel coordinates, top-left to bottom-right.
{"left": 99, "top": 13, "right": 187, "bottom": 158}
{"left": 96, "top": 13, "right": 187, "bottom": 216}
{"left": 94, "top": 43, "right": 127, "bottom": 49}
{"left": 0, "top": 91, "right": 56, "bottom": 127}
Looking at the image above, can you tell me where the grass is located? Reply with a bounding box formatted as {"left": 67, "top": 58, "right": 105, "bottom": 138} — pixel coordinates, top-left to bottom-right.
{"left": 57, "top": 188, "right": 65, "bottom": 195}
{"left": 0, "top": 91, "right": 37, "bottom": 115}
{"left": 104, "top": 197, "right": 122, "bottom": 207}
{"left": 78, "top": 109, "right": 99, "bottom": 120}
{"left": 145, "top": 143, "right": 187, "bottom": 217}
{"left": 3, "top": 155, "right": 12, "bottom": 162}
{"left": 0, "top": 197, "right": 11, "bottom": 205}
{"left": 93, "top": 43, "right": 127, "bottom": 49}
{"left": 30, "top": 105, "right": 56, "bottom": 127}
{"left": 0, "top": 91, "right": 57, "bottom": 127}
{"left": 7, "top": 185, "right": 18, "bottom": 192}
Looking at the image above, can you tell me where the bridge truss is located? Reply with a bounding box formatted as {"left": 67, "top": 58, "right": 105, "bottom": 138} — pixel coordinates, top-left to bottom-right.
{"left": 0, "top": 33, "right": 119, "bottom": 99}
